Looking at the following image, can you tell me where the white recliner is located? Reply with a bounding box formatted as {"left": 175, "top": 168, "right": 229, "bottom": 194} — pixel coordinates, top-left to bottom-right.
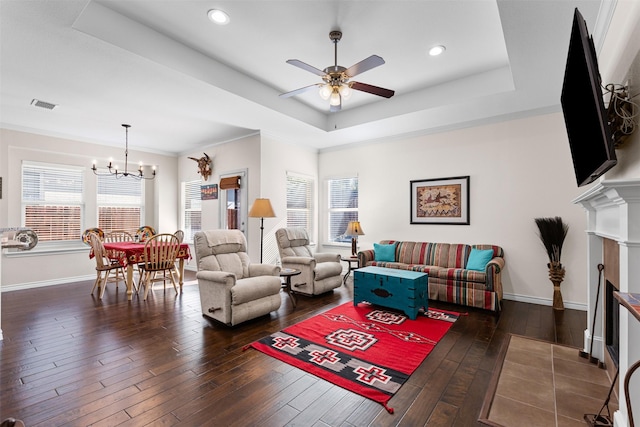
{"left": 194, "top": 230, "right": 282, "bottom": 326}
{"left": 275, "top": 227, "right": 343, "bottom": 296}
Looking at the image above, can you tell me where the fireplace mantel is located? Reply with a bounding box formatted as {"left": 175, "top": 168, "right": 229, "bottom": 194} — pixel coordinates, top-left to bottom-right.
{"left": 574, "top": 178, "right": 640, "bottom": 426}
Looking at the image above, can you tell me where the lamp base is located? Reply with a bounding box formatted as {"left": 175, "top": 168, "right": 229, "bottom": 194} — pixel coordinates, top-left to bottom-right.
{"left": 351, "top": 237, "right": 357, "bottom": 256}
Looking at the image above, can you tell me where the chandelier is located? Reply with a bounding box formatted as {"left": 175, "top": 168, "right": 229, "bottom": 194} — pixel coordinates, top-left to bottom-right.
{"left": 92, "top": 124, "right": 156, "bottom": 180}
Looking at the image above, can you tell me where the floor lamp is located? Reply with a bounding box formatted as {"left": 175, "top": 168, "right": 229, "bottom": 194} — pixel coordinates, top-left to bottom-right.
{"left": 345, "top": 220, "right": 365, "bottom": 256}
{"left": 248, "top": 198, "right": 276, "bottom": 263}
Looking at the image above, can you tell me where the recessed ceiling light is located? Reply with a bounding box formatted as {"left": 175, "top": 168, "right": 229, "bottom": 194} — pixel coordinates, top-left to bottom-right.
{"left": 208, "top": 9, "right": 230, "bottom": 25}
{"left": 428, "top": 45, "right": 446, "bottom": 56}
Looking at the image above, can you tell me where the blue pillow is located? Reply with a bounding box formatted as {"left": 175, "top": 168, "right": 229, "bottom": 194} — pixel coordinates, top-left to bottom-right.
{"left": 466, "top": 248, "right": 494, "bottom": 271}
{"left": 374, "top": 242, "right": 397, "bottom": 262}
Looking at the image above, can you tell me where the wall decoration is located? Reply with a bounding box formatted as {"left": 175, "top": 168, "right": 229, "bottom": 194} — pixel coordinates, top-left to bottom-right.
{"left": 410, "top": 176, "right": 470, "bottom": 225}
{"left": 188, "top": 153, "right": 213, "bottom": 181}
{"left": 201, "top": 184, "right": 218, "bottom": 200}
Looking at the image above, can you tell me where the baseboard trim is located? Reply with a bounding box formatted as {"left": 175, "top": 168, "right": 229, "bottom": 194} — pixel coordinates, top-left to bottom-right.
{"left": 2, "top": 268, "right": 199, "bottom": 293}
{"left": 503, "top": 292, "right": 587, "bottom": 311}
{"left": 1, "top": 275, "right": 95, "bottom": 292}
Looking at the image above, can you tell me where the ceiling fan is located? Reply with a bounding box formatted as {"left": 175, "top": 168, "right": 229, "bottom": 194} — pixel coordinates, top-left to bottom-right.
{"left": 280, "top": 30, "right": 395, "bottom": 112}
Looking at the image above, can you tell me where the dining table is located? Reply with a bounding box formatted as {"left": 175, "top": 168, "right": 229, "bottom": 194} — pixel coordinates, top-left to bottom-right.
{"left": 101, "top": 241, "right": 191, "bottom": 300}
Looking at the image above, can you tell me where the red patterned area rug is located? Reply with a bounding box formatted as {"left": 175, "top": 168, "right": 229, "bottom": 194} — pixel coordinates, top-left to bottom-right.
{"left": 248, "top": 302, "right": 459, "bottom": 413}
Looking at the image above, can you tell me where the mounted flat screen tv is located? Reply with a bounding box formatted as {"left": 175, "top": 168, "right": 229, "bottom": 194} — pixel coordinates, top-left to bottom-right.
{"left": 561, "top": 8, "right": 616, "bottom": 187}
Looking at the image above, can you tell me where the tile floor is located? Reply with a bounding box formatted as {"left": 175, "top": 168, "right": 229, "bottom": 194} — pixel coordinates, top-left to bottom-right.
{"left": 485, "top": 335, "right": 617, "bottom": 427}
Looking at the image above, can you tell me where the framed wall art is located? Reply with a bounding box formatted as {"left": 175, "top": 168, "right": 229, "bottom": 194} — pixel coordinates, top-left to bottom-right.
{"left": 201, "top": 183, "right": 218, "bottom": 200}
{"left": 410, "top": 176, "right": 470, "bottom": 225}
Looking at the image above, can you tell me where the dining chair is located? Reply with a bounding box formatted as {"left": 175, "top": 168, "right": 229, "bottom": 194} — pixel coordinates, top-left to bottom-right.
{"left": 82, "top": 227, "right": 104, "bottom": 246}
{"left": 89, "top": 232, "right": 126, "bottom": 298}
{"left": 104, "top": 230, "right": 136, "bottom": 284}
{"left": 105, "top": 229, "right": 134, "bottom": 242}
{"left": 139, "top": 233, "right": 180, "bottom": 300}
{"left": 135, "top": 225, "right": 156, "bottom": 242}
{"left": 154, "top": 230, "right": 185, "bottom": 286}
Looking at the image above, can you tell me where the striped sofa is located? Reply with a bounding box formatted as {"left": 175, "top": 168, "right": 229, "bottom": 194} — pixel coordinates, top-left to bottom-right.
{"left": 357, "top": 241, "right": 505, "bottom": 311}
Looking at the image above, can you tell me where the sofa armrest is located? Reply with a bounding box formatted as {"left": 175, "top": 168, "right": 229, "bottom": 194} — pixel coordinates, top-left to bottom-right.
{"left": 281, "top": 256, "right": 315, "bottom": 267}
{"left": 249, "top": 263, "right": 281, "bottom": 277}
{"left": 314, "top": 252, "right": 340, "bottom": 263}
{"left": 485, "top": 257, "right": 505, "bottom": 298}
{"left": 358, "top": 249, "right": 375, "bottom": 267}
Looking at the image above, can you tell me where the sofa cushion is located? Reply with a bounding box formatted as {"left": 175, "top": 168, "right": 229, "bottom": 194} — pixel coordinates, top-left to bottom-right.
{"left": 466, "top": 248, "right": 494, "bottom": 271}
{"left": 430, "top": 267, "right": 487, "bottom": 284}
{"left": 448, "top": 244, "right": 473, "bottom": 268}
{"left": 374, "top": 242, "right": 397, "bottom": 262}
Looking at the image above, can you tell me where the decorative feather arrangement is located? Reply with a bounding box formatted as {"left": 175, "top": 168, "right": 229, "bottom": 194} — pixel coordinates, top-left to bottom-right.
{"left": 534, "top": 216, "right": 569, "bottom": 310}
{"left": 534, "top": 216, "right": 569, "bottom": 264}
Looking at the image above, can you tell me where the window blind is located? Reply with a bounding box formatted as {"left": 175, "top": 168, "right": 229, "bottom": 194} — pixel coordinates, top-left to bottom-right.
{"left": 286, "top": 172, "right": 314, "bottom": 231}
{"left": 22, "top": 162, "right": 84, "bottom": 242}
{"left": 219, "top": 176, "right": 241, "bottom": 190}
{"left": 327, "top": 177, "right": 358, "bottom": 243}
{"left": 182, "top": 180, "right": 202, "bottom": 242}
{"left": 97, "top": 174, "right": 142, "bottom": 233}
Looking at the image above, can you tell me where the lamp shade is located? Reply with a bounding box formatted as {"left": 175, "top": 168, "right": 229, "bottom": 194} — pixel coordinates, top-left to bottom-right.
{"left": 344, "top": 220, "right": 365, "bottom": 236}
{"left": 248, "top": 198, "right": 276, "bottom": 218}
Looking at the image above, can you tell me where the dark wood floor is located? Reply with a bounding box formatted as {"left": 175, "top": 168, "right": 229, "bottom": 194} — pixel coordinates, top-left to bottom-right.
{"left": 0, "top": 272, "right": 586, "bottom": 426}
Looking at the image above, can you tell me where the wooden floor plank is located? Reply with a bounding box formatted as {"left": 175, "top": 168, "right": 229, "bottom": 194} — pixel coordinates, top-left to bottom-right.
{"left": 0, "top": 272, "right": 586, "bottom": 426}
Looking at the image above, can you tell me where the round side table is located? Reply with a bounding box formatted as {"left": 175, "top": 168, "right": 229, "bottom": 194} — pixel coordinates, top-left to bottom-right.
{"left": 341, "top": 256, "right": 359, "bottom": 285}
{"left": 280, "top": 268, "right": 301, "bottom": 308}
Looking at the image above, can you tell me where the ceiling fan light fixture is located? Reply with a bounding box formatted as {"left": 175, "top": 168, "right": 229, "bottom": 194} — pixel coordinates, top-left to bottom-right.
{"left": 207, "top": 9, "right": 230, "bottom": 25}
{"left": 319, "top": 84, "right": 332, "bottom": 100}
{"left": 338, "top": 83, "right": 352, "bottom": 99}
{"left": 329, "top": 90, "right": 341, "bottom": 106}
{"left": 428, "top": 45, "right": 446, "bottom": 56}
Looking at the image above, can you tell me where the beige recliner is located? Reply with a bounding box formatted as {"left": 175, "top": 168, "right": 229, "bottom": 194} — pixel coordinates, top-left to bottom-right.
{"left": 194, "top": 230, "right": 282, "bottom": 326}
{"left": 275, "top": 227, "right": 343, "bottom": 296}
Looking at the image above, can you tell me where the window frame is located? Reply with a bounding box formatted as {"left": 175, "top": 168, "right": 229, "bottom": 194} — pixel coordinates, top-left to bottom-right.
{"left": 21, "top": 161, "right": 85, "bottom": 247}
{"left": 325, "top": 175, "right": 359, "bottom": 246}
{"left": 180, "top": 179, "right": 202, "bottom": 243}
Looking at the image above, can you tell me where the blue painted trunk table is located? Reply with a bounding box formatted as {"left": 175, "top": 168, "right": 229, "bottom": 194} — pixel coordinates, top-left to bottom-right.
{"left": 353, "top": 266, "right": 428, "bottom": 320}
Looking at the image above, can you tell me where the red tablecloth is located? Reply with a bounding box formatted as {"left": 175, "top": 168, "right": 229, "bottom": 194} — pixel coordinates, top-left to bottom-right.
{"left": 101, "top": 241, "right": 191, "bottom": 267}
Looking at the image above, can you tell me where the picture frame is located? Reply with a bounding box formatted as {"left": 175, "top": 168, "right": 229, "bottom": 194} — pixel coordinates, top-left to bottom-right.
{"left": 200, "top": 183, "right": 218, "bottom": 200}
{"left": 410, "top": 176, "right": 470, "bottom": 225}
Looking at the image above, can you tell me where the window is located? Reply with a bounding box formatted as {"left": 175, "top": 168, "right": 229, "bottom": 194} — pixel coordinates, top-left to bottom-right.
{"left": 286, "top": 172, "right": 314, "bottom": 232}
{"left": 97, "top": 174, "right": 143, "bottom": 233}
{"left": 327, "top": 176, "right": 358, "bottom": 243}
{"left": 181, "top": 180, "right": 202, "bottom": 242}
{"left": 22, "top": 162, "right": 84, "bottom": 242}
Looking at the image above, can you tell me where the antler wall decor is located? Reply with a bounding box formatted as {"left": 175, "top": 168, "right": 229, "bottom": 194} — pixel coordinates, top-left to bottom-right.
{"left": 188, "top": 153, "right": 213, "bottom": 181}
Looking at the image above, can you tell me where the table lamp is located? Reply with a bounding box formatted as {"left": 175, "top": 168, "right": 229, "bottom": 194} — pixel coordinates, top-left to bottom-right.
{"left": 344, "top": 220, "right": 365, "bottom": 256}
{"left": 248, "top": 198, "right": 276, "bottom": 263}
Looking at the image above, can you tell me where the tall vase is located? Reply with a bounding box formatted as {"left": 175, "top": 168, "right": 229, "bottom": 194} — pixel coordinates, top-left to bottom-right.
{"left": 548, "top": 262, "right": 565, "bottom": 310}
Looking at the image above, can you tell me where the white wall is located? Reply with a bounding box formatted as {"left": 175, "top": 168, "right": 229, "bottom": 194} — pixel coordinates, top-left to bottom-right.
{"left": 261, "top": 134, "right": 319, "bottom": 264}
{"left": 320, "top": 112, "right": 591, "bottom": 308}
{"left": 179, "top": 133, "right": 319, "bottom": 265}
{"left": 0, "top": 129, "right": 178, "bottom": 288}
{"left": 179, "top": 134, "right": 261, "bottom": 260}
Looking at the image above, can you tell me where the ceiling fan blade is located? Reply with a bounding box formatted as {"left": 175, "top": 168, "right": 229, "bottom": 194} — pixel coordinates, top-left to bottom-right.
{"left": 286, "top": 59, "right": 327, "bottom": 77}
{"left": 350, "top": 81, "right": 395, "bottom": 98}
{"left": 345, "top": 55, "right": 385, "bottom": 77}
{"left": 280, "top": 83, "right": 322, "bottom": 98}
